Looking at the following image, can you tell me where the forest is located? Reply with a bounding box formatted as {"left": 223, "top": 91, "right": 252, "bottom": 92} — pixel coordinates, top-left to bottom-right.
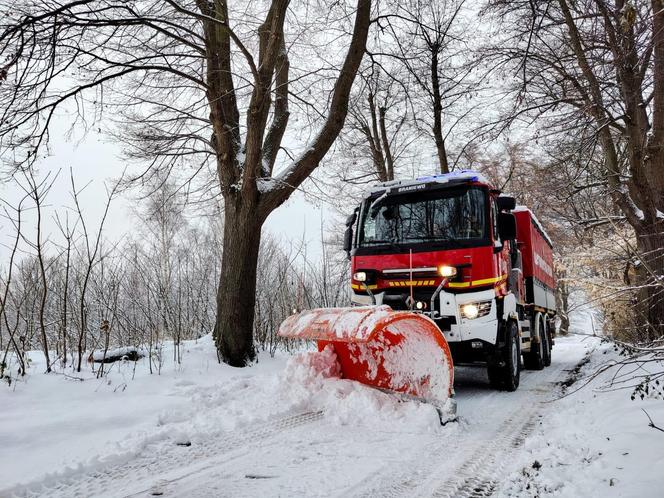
{"left": 1, "top": 0, "right": 662, "bottom": 378}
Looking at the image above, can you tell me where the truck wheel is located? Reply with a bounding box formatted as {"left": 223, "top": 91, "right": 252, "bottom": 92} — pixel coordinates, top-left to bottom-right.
{"left": 524, "top": 318, "right": 545, "bottom": 371}
{"left": 543, "top": 325, "right": 552, "bottom": 367}
{"left": 487, "top": 320, "right": 520, "bottom": 391}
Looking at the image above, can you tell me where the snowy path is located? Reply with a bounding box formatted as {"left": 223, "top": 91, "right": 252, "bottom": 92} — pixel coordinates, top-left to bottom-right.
{"left": 5, "top": 337, "right": 589, "bottom": 498}
{"left": 338, "top": 337, "right": 588, "bottom": 498}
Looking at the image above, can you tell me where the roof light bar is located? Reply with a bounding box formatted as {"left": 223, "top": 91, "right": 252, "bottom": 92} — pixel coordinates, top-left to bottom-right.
{"left": 416, "top": 169, "right": 480, "bottom": 183}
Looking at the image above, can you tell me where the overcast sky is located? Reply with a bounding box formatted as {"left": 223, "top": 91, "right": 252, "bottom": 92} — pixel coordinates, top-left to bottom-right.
{"left": 0, "top": 106, "right": 334, "bottom": 265}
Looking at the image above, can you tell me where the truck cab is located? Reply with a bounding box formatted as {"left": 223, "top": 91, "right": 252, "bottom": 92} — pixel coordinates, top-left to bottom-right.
{"left": 344, "top": 170, "right": 556, "bottom": 390}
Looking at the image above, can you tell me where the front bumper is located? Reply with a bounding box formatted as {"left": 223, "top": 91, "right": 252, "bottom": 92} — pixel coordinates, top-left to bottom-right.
{"left": 351, "top": 288, "right": 499, "bottom": 345}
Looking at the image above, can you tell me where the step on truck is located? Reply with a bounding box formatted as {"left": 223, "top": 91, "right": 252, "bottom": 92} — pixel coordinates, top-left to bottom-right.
{"left": 278, "top": 170, "right": 556, "bottom": 418}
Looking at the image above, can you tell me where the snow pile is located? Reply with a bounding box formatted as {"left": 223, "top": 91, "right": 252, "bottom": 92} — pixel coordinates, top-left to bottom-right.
{"left": 281, "top": 345, "right": 443, "bottom": 432}
{"left": 282, "top": 345, "right": 341, "bottom": 384}
{"left": 1, "top": 334, "right": 445, "bottom": 491}
{"left": 0, "top": 336, "right": 279, "bottom": 489}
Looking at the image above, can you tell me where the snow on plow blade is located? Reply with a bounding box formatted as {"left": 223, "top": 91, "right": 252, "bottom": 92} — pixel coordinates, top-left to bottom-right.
{"left": 278, "top": 305, "right": 455, "bottom": 420}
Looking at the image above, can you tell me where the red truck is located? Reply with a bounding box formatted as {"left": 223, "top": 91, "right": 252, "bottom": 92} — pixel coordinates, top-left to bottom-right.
{"left": 341, "top": 170, "right": 557, "bottom": 391}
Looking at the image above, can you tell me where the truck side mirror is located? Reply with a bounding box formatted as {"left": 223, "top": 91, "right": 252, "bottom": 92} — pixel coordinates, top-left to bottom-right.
{"left": 498, "top": 212, "right": 517, "bottom": 240}
{"left": 344, "top": 209, "right": 358, "bottom": 259}
{"left": 497, "top": 196, "right": 516, "bottom": 211}
{"left": 343, "top": 226, "right": 353, "bottom": 257}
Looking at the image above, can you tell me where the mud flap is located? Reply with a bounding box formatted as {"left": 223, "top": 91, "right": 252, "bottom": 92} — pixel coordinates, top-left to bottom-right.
{"left": 278, "top": 305, "right": 455, "bottom": 416}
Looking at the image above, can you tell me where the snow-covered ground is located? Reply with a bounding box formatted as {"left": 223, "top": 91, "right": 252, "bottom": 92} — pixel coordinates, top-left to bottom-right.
{"left": 494, "top": 337, "right": 664, "bottom": 497}
{"left": 2, "top": 332, "right": 663, "bottom": 497}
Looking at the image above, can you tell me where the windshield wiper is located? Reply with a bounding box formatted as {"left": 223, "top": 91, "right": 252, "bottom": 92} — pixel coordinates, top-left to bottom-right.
{"left": 392, "top": 235, "right": 464, "bottom": 247}
{"left": 361, "top": 239, "right": 401, "bottom": 251}
{"left": 362, "top": 239, "right": 391, "bottom": 245}
{"left": 404, "top": 236, "right": 453, "bottom": 241}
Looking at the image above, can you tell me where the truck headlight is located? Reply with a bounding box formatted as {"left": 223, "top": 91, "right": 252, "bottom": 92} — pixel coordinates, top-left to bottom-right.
{"left": 353, "top": 271, "right": 367, "bottom": 282}
{"left": 460, "top": 301, "right": 492, "bottom": 320}
{"left": 438, "top": 265, "right": 457, "bottom": 277}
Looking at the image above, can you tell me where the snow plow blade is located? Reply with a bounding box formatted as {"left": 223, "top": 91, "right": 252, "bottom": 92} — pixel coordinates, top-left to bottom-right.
{"left": 278, "top": 305, "right": 455, "bottom": 421}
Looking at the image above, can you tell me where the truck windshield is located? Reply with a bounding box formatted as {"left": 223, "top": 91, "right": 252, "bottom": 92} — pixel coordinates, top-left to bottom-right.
{"left": 359, "top": 186, "right": 487, "bottom": 247}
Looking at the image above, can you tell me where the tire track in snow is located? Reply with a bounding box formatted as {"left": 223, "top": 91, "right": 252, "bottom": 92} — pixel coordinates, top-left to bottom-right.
{"left": 346, "top": 401, "right": 541, "bottom": 498}
{"left": 6, "top": 411, "right": 323, "bottom": 498}
{"left": 348, "top": 342, "right": 587, "bottom": 498}
{"left": 429, "top": 408, "right": 541, "bottom": 498}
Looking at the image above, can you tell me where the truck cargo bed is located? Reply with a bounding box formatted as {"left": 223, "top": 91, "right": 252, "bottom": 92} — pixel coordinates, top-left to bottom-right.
{"left": 514, "top": 207, "right": 556, "bottom": 311}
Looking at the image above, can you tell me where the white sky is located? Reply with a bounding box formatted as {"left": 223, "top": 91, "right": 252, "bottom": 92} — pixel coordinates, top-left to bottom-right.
{"left": 0, "top": 106, "right": 334, "bottom": 265}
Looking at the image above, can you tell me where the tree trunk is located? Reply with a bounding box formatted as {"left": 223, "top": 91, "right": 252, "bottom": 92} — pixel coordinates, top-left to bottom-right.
{"left": 636, "top": 224, "right": 664, "bottom": 341}
{"left": 431, "top": 47, "right": 449, "bottom": 174}
{"left": 204, "top": 0, "right": 371, "bottom": 366}
{"left": 378, "top": 106, "right": 395, "bottom": 181}
{"left": 555, "top": 273, "right": 570, "bottom": 335}
{"left": 213, "top": 197, "right": 263, "bottom": 366}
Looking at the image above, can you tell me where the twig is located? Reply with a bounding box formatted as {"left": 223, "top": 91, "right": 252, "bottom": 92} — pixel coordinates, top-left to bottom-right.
{"left": 642, "top": 409, "right": 664, "bottom": 433}
{"left": 63, "top": 373, "right": 85, "bottom": 382}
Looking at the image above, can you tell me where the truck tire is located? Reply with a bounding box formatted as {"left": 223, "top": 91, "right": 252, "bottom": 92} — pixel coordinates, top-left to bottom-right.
{"left": 524, "top": 317, "right": 545, "bottom": 371}
{"left": 543, "top": 323, "right": 552, "bottom": 367}
{"left": 487, "top": 320, "right": 520, "bottom": 391}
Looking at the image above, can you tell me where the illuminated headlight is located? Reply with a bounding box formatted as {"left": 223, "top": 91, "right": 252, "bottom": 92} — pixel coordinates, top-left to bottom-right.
{"left": 438, "top": 265, "right": 457, "bottom": 278}
{"left": 353, "top": 271, "right": 367, "bottom": 282}
{"left": 460, "top": 301, "right": 492, "bottom": 320}
{"left": 415, "top": 301, "right": 427, "bottom": 310}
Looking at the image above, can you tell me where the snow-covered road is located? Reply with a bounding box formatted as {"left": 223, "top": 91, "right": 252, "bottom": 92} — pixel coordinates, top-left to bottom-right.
{"left": 166, "top": 338, "right": 587, "bottom": 498}
{"left": 4, "top": 337, "right": 592, "bottom": 498}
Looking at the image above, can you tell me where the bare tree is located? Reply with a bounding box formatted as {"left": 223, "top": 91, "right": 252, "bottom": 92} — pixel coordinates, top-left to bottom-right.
{"left": 1, "top": 0, "right": 372, "bottom": 366}
{"left": 54, "top": 211, "right": 76, "bottom": 367}
{"left": 70, "top": 172, "right": 118, "bottom": 372}
{"left": 0, "top": 195, "right": 28, "bottom": 378}
{"left": 374, "top": 0, "right": 474, "bottom": 173}
{"left": 343, "top": 65, "right": 412, "bottom": 183}
{"left": 486, "top": 0, "right": 664, "bottom": 339}
{"left": 18, "top": 170, "right": 57, "bottom": 372}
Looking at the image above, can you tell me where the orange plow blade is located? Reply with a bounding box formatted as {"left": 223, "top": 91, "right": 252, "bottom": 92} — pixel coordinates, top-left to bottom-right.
{"left": 278, "top": 305, "right": 455, "bottom": 419}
